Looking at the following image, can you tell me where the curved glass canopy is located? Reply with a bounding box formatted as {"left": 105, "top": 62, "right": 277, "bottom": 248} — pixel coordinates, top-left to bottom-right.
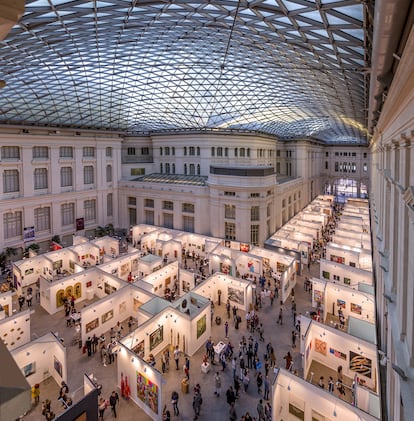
{"left": 0, "top": 0, "right": 370, "bottom": 143}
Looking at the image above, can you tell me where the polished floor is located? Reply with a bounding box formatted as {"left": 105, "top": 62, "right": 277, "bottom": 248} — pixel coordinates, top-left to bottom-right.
{"left": 20, "top": 262, "right": 321, "bottom": 421}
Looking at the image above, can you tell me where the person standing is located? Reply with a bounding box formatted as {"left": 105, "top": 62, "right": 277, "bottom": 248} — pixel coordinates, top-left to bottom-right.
{"left": 18, "top": 295, "right": 25, "bottom": 311}
{"left": 291, "top": 330, "right": 297, "bottom": 348}
{"left": 277, "top": 308, "right": 283, "bottom": 325}
{"left": 328, "top": 376, "right": 335, "bottom": 393}
{"left": 26, "top": 292, "right": 33, "bottom": 307}
{"left": 283, "top": 351, "right": 292, "bottom": 370}
{"left": 214, "top": 372, "right": 222, "bottom": 397}
{"left": 225, "top": 320, "right": 229, "bottom": 338}
{"left": 263, "top": 375, "right": 270, "bottom": 400}
{"left": 257, "top": 399, "right": 265, "bottom": 421}
{"left": 226, "top": 386, "right": 236, "bottom": 406}
{"left": 174, "top": 345, "right": 180, "bottom": 370}
{"left": 109, "top": 391, "right": 119, "bottom": 418}
{"left": 171, "top": 390, "right": 179, "bottom": 416}
{"left": 98, "top": 397, "right": 107, "bottom": 420}
{"left": 31, "top": 383, "right": 40, "bottom": 405}
{"left": 256, "top": 372, "right": 263, "bottom": 395}
{"left": 229, "top": 402, "right": 237, "bottom": 421}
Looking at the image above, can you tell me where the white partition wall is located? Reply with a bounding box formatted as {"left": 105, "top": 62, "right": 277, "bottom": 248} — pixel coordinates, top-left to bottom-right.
{"left": 0, "top": 309, "right": 31, "bottom": 351}
{"left": 11, "top": 332, "right": 67, "bottom": 387}
{"left": 272, "top": 369, "right": 379, "bottom": 421}
{"left": 319, "top": 259, "right": 373, "bottom": 288}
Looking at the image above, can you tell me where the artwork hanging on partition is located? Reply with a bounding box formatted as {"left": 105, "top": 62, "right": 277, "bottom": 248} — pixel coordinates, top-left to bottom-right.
{"left": 349, "top": 351, "right": 372, "bottom": 378}
{"left": 132, "top": 340, "right": 145, "bottom": 359}
{"left": 276, "top": 262, "right": 287, "bottom": 273}
{"left": 322, "top": 271, "right": 330, "bottom": 280}
{"left": 315, "top": 338, "right": 327, "bottom": 355}
{"left": 120, "top": 263, "right": 129, "bottom": 277}
{"left": 149, "top": 326, "right": 163, "bottom": 351}
{"left": 54, "top": 356, "right": 63, "bottom": 377}
{"left": 227, "top": 286, "right": 244, "bottom": 305}
{"left": 196, "top": 315, "right": 206, "bottom": 339}
{"left": 133, "top": 298, "right": 143, "bottom": 312}
{"left": 119, "top": 301, "right": 127, "bottom": 314}
{"left": 329, "top": 347, "right": 346, "bottom": 360}
{"left": 330, "top": 255, "right": 344, "bottom": 264}
{"left": 22, "top": 362, "right": 36, "bottom": 377}
{"left": 337, "top": 299, "right": 346, "bottom": 309}
{"left": 313, "top": 289, "right": 324, "bottom": 304}
{"left": 344, "top": 277, "right": 351, "bottom": 285}
{"left": 311, "top": 409, "right": 327, "bottom": 421}
{"left": 101, "top": 309, "right": 114, "bottom": 324}
{"left": 220, "top": 262, "right": 232, "bottom": 275}
{"left": 137, "top": 371, "right": 159, "bottom": 414}
{"left": 239, "top": 243, "right": 250, "bottom": 252}
{"left": 350, "top": 303, "right": 362, "bottom": 315}
{"left": 85, "top": 318, "right": 99, "bottom": 333}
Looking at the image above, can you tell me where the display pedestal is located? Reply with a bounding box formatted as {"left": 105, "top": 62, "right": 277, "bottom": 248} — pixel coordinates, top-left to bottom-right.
{"left": 181, "top": 378, "right": 189, "bottom": 393}
{"left": 201, "top": 362, "right": 210, "bottom": 373}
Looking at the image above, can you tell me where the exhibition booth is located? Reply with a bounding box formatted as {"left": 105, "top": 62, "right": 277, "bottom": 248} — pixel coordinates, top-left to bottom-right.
{"left": 301, "top": 320, "right": 379, "bottom": 395}
{"left": 311, "top": 279, "right": 376, "bottom": 341}
{"left": 283, "top": 222, "right": 320, "bottom": 242}
{"left": 272, "top": 369, "right": 379, "bottom": 421}
{"left": 332, "top": 233, "right": 371, "bottom": 251}
{"left": 117, "top": 342, "right": 164, "bottom": 420}
{"left": 79, "top": 284, "right": 154, "bottom": 343}
{"left": 71, "top": 240, "right": 101, "bottom": 267}
{"left": 336, "top": 220, "right": 367, "bottom": 233}
{"left": 138, "top": 254, "right": 163, "bottom": 277}
{"left": 0, "top": 290, "right": 13, "bottom": 319}
{"left": 98, "top": 251, "right": 140, "bottom": 281}
{"left": 193, "top": 273, "right": 253, "bottom": 312}
{"left": 319, "top": 259, "right": 373, "bottom": 288}
{"left": 0, "top": 309, "right": 31, "bottom": 351}
{"left": 325, "top": 243, "right": 372, "bottom": 271}
{"left": 136, "top": 262, "right": 180, "bottom": 300}
{"left": 11, "top": 331, "right": 67, "bottom": 387}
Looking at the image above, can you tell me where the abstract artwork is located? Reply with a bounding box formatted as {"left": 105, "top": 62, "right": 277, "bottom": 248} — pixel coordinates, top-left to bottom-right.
{"left": 227, "top": 286, "right": 244, "bottom": 305}
{"left": 349, "top": 351, "right": 372, "bottom": 378}
{"left": 54, "top": 356, "right": 63, "bottom": 377}
{"left": 22, "top": 362, "right": 36, "bottom": 377}
{"left": 350, "top": 303, "right": 362, "bottom": 315}
{"left": 137, "top": 371, "right": 159, "bottom": 414}
{"left": 337, "top": 299, "right": 346, "bottom": 309}
{"left": 315, "top": 338, "right": 327, "bottom": 356}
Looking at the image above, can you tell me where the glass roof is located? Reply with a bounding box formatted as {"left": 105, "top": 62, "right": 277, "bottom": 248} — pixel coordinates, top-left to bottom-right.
{"left": 0, "top": 0, "right": 370, "bottom": 144}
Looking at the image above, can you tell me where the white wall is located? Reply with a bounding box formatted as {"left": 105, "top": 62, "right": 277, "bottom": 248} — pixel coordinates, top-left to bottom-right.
{"left": 319, "top": 259, "right": 373, "bottom": 288}
{"left": 0, "top": 309, "right": 31, "bottom": 351}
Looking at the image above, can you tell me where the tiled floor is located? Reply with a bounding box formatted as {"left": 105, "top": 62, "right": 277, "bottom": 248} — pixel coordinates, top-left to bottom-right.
{"left": 20, "top": 262, "right": 320, "bottom": 421}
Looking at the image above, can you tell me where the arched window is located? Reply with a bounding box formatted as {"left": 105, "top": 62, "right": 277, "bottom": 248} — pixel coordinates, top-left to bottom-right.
{"left": 197, "top": 164, "right": 200, "bottom": 175}
{"left": 160, "top": 163, "right": 163, "bottom": 173}
{"left": 184, "top": 164, "right": 187, "bottom": 175}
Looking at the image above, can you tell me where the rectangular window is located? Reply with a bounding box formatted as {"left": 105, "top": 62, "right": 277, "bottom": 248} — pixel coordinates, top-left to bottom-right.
{"left": 189, "top": 146, "right": 195, "bottom": 156}
{"left": 352, "top": 152, "right": 356, "bottom": 157}
{"left": 106, "top": 147, "right": 112, "bottom": 157}
{"left": 251, "top": 206, "right": 260, "bottom": 221}
{"left": 131, "top": 168, "right": 145, "bottom": 176}
{"left": 225, "top": 222, "right": 236, "bottom": 240}
{"left": 250, "top": 224, "right": 259, "bottom": 245}
{"left": 1, "top": 146, "right": 20, "bottom": 160}
{"left": 282, "top": 199, "right": 286, "bottom": 207}
{"left": 363, "top": 163, "right": 368, "bottom": 172}
{"left": 189, "top": 164, "right": 195, "bottom": 175}
{"left": 224, "top": 191, "right": 235, "bottom": 196}
{"left": 32, "top": 146, "right": 49, "bottom": 159}
{"left": 128, "top": 197, "right": 136, "bottom": 206}
{"left": 225, "top": 204, "right": 236, "bottom": 219}
{"left": 217, "top": 147, "right": 223, "bottom": 157}
{"left": 84, "top": 166, "right": 94, "bottom": 184}
{"left": 163, "top": 213, "right": 174, "bottom": 229}
{"left": 61, "top": 203, "right": 75, "bottom": 226}
{"left": 276, "top": 150, "right": 281, "bottom": 157}
{"left": 363, "top": 152, "right": 367, "bottom": 158}
{"left": 163, "top": 201, "right": 174, "bottom": 211}
{"left": 127, "top": 147, "right": 136, "bottom": 155}
{"left": 107, "top": 193, "right": 113, "bottom": 217}
{"left": 129, "top": 208, "right": 137, "bottom": 226}
{"left": 35, "top": 207, "right": 50, "bottom": 232}
{"left": 83, "top": 147, "right": 95, "bottom": 158}
{"left": 106, "top": 165, "right": 112, "bottom": 182}
{"left": 34, "top": 168, "right": 48, "bottom": 190}
{"left": 234, "top": 148, "right": 238, "bottom": 157}
{"left": 3, "top": 169, "right": 19, "bottom": 193}
{"left": 183, "top": 215, "right": 195, "bottom": 233}
{"left": 184, "top": 147, "right": 187, "bottom": 156}
{"left": 144, "top": 198, "right": 154, "bottom": 208}
{"left": 325, "top": 161, "right": 328, "bottom": 170}
{"left": 325, "top": 152, "right": 329, "bottom": 157}
{"left": 172, "top": 147, "right": 175, "bottom": 156}
{"left": 334, "top": 162, "right": 339, "bottom": 172}
{"left": 61, "top": 167, "right": 73, "bottom": 187}
{"left": 165, "top": 147, "right": 170, "bottom": 156}
{"left": 250, "top": 193, "right": 260, "bottom": 198}
{"left": 182, "top": 203, "right": 195, "bottom": 213}
{"left": 59, "top": 146, "right": 73, "bottom": 158}
{"left": 3, "top": 211, "right": 22, "bottom": 239}
{"left": 144, "top": 210, "right": 154, "bottom": 225}
{"left": 84, "top": 199, "right": 96, "bottom": 222}
{"left": 141, "top": 147, "right": 149, "bottom": 155}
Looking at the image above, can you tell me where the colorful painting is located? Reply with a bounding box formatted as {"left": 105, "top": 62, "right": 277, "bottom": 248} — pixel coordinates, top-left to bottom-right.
{"left": 322, "top": 271, "right": 330, "bottom": 280}
{"left": 133, "top": 298, "right": 143, "bottom": 312}
{"left": 313, "top": 289, "right": 324, "bottom": 304}
{"left": 220, "top": 262, "right": 232, "bottom": 275}
{"left": 344, "top": 277, "right": 351, "bottom": 285}
{"left": 349, "top": 351, "right": 372, "bottom": 378}
{"left": 239, "top": 243, "right": 250, "bottom": 252}
{"left": 101, "top": 309, "right": 114, "bottom": 324}
{"left": 330, "top": 255, "right": 344, "bottom": 264}
{"left": 54, "top": 356, "right": 63, "bottom": 377}
{"left": 149, "top": 326, "right": 163, "bottom": 351}
{"left": 227, "top": 286, "right": 244, "bottom": 305}
{"left": 137, "top": 371, "right": 159, "bottom": 414}
{"left": 315, "top": 338, "right": 327, "bottom": 356}
{"left": 196, "top": 314, "right": 207, "bottom": 339}
{"left": 337, "top": 299, "right": 346, "bottom": 309}
{"left": 85, "top": 318, "right": 99, "bottom": 333}
{"left": 350, "top": 303, "right": 362, "bottom": 315}
{"left": 329, "top": 347, "right": 347, "bottom": 360}
{"left": 276, "top": 262, "right": 287, "bottom": 273}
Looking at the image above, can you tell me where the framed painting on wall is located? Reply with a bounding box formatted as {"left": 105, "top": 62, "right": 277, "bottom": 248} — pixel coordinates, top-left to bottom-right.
{"left": 315, "top": 338, "right": 327, "bottom": 355}
{"left": 101, "top": 309, "right": 114, "bottom": 324}
{"left": 349, "top": 351, "right": 372, "bottom": 378}
{"left": 86, "top": 318, "right": 99, "bottom": 333}
{"left": 196, "top": 315, "right": 206, "bottom": 339}
{"left": 22, "top": 362, "right": 36, "bottom": 377}
{"left": 132, "top": 340, "right": 145, "bottom": 359}
{"left": 322, "top": 271, "right": 330, "bottom": 280}
{"left": 227, "top": 286, "right": 244, "bottom": 305}
{"left": 54, "top": 356, "right": 63, "bottom": 377}
{"left": 337, "top": 299, "right": 346, "bottom": 309}
{"left": 149, "top": 326, "right": 163, "bottom": 351}
{"left": 343, "top": 277, "right": 351, "bottom": 285}
{"left": 350, "top": 303, "right": 362, "bottom": 315}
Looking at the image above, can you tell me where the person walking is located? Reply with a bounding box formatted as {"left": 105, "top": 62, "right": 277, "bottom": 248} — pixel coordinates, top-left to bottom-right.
{"left": 277, "top": 308, "right": 283, "bottom": 325}
{"left": 229, "top": 402, "right": 237, "bottom": 421}
{"left": 18, "top": 295, "right": 25, "bottom": 311}
{"left": 31, "top": 383, "right": 40, "bottom": 405}
{"left": 174, "top": 345, "right": 180, "bottom": 370}
{"left": 171, "top": 390, "right": 179, "bottom": 416}
{"left": 226, "top": 386, "right": 236, "bottom": 406}
{"left": 263, "top": 376, "right": 270, "bottom": 400}
{"left": 291, "top": 330, "right": 297, "bottom": 348}
{"left": 109, "top": 390, "right": 119, "bottom": 418}
{"left": 256, "top": 372, "right": 263, "bottom": 395}
{"left": 225, "top": 320, "right": 229, "bottom": 338}
{"left": 257, "top": 399, "right": 265, "bottom": 420}
{"left": 98, "top": 397, "right": 107, "bottom": 420}
{"left": 283, "top": 351, "right": 292, "bottom": 370}
{"left": 214, "top": 372, "right": 222, "bottom": 397}
{"left": 26, "top": 292, "right": 33, "bottom": 307}
{"left": 192, "top": 390, "right": 202, "bottom": 420}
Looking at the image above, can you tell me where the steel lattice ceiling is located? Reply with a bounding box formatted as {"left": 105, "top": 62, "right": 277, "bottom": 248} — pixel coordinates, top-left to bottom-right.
{"left": 0, "top": 0, "right": 370, "bottom": 143}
